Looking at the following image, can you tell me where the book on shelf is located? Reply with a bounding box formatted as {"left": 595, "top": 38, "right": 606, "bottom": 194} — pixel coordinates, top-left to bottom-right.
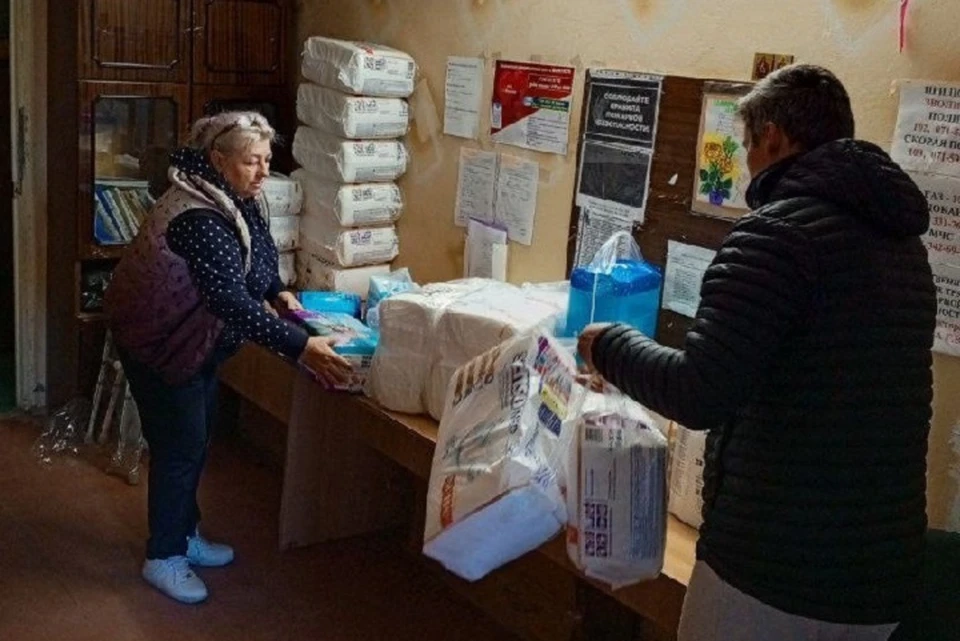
{"left": 93, "top": 179, "right": 156, "bottom": 246}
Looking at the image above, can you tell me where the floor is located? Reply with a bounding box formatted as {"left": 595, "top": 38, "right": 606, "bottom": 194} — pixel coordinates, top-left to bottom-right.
{"left": 0, "top": 416, "right": 519, "bottom": 641}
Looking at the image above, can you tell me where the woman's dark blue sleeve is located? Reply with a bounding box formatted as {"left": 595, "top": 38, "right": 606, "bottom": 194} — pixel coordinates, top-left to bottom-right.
{"left": 166, "top": 211, "right": 308, "bottom": 360}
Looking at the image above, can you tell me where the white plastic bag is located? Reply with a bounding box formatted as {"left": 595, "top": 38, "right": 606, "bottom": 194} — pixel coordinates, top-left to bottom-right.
{"left": 423, "top": 331, "right": 579, "bottom": 582}
{"left": 297, "top": 83, "right": 410, "bottom": 139}
{"left": 301, "top": 37, "right": 417, "bottom": 98}
{"left": 292, "top": 127, "right": 408, "bottom": 183}
{"left": 295, "top": 252, "right": 391, "bottom": 299}
{"left": 563, "top": 385, "right": 668, "bottom": 589}
{"left": 299, "top": 211, "right": 399, "bottom": 268}
{"left": 293, "top": 168, "right": 403, "bottom": 227}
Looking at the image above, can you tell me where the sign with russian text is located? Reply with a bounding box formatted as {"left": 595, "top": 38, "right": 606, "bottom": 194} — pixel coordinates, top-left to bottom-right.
{"left": 891, "top": 80, "right": 960, "bottom": 179}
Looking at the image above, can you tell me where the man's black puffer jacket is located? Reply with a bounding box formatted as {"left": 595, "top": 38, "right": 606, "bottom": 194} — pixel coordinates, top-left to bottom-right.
{"left": 592, "top": 139, "right": 936, "bottom": 625}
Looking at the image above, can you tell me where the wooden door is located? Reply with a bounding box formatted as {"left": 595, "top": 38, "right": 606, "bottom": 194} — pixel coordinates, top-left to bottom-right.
{"left": 192, "top": 0, "right": 287, "bottom": 86}
{"left": 78, "top": 0, "right": 191, "bottom": 83}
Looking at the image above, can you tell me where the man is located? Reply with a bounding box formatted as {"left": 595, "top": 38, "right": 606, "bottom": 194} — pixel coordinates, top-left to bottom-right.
{"left": 579, "top": 64, "right": 935, "bottom": 640}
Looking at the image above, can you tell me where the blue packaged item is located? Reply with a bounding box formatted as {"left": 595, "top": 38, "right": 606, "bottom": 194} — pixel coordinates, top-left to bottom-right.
{"left": 566, "top": 231, "right": 663, "bottom": 338}
{"left": 298, "top": 290, "right": 362, "bottom": 319}
{"left": 366, "top": 268, "right": 418, "bottom": 330}
{"left": 282, "top": 310, "right": 379, "bottom": 393}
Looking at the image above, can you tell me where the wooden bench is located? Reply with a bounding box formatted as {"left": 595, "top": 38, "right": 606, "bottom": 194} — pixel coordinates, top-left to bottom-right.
{"left": 220, "top": 344, "right": 697, "bottom": 641}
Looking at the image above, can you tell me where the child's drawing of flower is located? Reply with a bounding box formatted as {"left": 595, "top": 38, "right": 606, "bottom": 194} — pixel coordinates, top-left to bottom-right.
{"left": 699, "top": 134, "right": 741, "bottom": 206}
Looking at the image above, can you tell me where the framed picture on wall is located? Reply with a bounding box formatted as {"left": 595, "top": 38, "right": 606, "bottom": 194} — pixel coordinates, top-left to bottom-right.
{"left": 691, "top": 82, "right": 754, "bottom": 220}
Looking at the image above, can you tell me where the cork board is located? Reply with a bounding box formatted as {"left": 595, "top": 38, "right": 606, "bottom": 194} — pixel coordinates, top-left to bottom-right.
{"left": 566, "top": 75, "right": 737, "bottom": 349}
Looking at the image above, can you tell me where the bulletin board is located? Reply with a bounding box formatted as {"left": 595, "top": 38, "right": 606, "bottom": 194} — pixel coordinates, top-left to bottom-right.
{"left": 566, "top": 75, "right": 738, "bottom": 349}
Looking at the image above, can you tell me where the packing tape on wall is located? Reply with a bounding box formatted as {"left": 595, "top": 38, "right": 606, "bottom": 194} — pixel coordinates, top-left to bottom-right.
{"left": 410, "top": 77, "right": 442, "bottom": 144}
{"left": 530, "top": 54, "right": 544, "bottom": 62}
{"left": 569, "top": 55, "right": 584, "bottom": 69}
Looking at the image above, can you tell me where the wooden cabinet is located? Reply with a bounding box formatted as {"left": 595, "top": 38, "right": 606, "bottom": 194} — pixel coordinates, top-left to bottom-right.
{"left": 78, "top": 0, "right": 192, "bottom": 83}
{"left": 192, "top": 0, "right": 287, "bottom": 86}
{"left": 191, "top": 83, "right": 294, "bottom": 171}
{"left": 77, "top": 81, "right": 190, "bottom": 260}
{"left": 48, "top": 0, "right": 294, "bottom": 404}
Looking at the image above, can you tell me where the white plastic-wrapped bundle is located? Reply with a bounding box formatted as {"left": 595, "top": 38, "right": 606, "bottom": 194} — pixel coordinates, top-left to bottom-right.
{"left": 301, "top": 37, "right": 416, "bottom": 98}
{"left": 668, "top": 424, "right": 707, "bottom": 529}
{"left": 260, "top": 175, "right": 304, "bottom": 218}
{"left": 564, "top": 388, "right": 668, "bottom": 589}
{"left": 269, "top": 215, "right": 300, "bottom": 252}
{"left": 299, "top": 208, "right": 398, "bottom": 268}
{"left": 364, "top": 280, "right": 488, "bottom": 414}
{"left": 295, "top": 251, "right": 391, "bottom": 299}
{"left": 297, "top": 83, "right": 410, "bottom": 139}
{"left": 423, "top": 331, "right": 578, "bottom": 582}
{"left": 278, "top": 251, "right": 296, "bottom": 287}
{"left": 293, "top": 127, "right": 408, "bottom": 184}
{"left": 292, "top": 168, "right": 402, "bottom": 228}
{"left": 424, "top": 283, "right": 568, "bottom": 421}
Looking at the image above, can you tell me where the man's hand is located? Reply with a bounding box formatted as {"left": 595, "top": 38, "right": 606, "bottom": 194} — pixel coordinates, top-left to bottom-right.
{"left": 273, "top": 291, "right": 303, "bottom": 316}
{"left": 577, "top": 323, "right": 614, "bottom": 373}
{"left": 299, "top": 336, "right": 353, "bottom": 389}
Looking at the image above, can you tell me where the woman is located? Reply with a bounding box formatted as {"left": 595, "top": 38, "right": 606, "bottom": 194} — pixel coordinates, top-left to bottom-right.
{"left": 105, "top": 111, "right": 351, "bottom": 604}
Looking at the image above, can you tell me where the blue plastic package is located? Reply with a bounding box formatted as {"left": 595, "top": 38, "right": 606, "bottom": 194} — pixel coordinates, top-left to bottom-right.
{"left": 282, "top": 310, "right": 379, "bottom": 393}
{"left": 298, "top": 290, "right": 363, "bottom": 319}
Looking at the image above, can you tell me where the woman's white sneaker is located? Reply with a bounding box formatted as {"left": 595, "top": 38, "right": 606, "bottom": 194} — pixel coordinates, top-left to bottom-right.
{"left": 142, "top": 556, "right": 208, "bottom": 604}
{"left": 186, "top": 530, "right": 235, "bottom": 567}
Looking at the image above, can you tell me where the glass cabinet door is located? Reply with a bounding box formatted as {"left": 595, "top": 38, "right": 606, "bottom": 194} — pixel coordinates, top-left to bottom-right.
{"left": 79, "top": 83, "right": 188, "bottom": 256}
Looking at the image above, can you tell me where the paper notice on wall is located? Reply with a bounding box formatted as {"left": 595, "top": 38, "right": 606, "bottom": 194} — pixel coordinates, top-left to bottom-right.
{"left": 491, "top": 60, "right": 575, "bottom": 155}
{"left": 465, "top": 218, "right": 508, "bottom": 280}
{"left": 444, "top": 57, "right": 484, "bottom": 140}
{"left": 576, "top": 140, "right": 653, "bottom": 223}
{"left": 911, "top": 172, "right": 960, "bottom": 266}
{"left": 574, "top": 71, "right": 662, "bottom": 223}
{"left": 455, "top": 148, "right": 498, "bottom": 227}
{"left": 933, "top": 262, "right": 960, "bottom": 357}
{"left": 494, "top": 153, "right": 539, "bottom": 246}
{"left": 891, "top": 80, "right": 960, "bottom": 179}
{"left": 663, "top": 241, "right": 717, "bottom": 318}
{"left": 573, "top": 206, "right": 634, "bottom": 268}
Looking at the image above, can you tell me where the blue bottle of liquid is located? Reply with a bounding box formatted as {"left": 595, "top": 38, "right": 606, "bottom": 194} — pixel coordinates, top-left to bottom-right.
{"left": 566, "top": 258, "right": 663, "bottom": 338}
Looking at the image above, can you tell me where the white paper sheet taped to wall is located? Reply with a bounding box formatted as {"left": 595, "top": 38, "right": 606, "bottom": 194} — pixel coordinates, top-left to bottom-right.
{"left": 299, "top": 212, "right": 399, "bottom": 268}
{"left": 292, "top": 168, "right": 402, "bottom": 228}
{"left": 269, "top": 215, "right": 300, "bottom": 252}
{"left": 564, "top": 389, "right": 668, "bottom": 589}
{"left": 424, "top": 283, "right": 568, "bottom": 421}
{"left": 261, "top": 175, "right": 304, "bottom": 218}
{"left": 365, "top": 280, "right": 490, "bottom": 414}
{"left": 423, "top": 331, "right": 578, "bottom": 582}
{"left": 295, "top": 251, "right": 391, "bottom": 299}
{"left": 297, "top": 83, "right": 410, "bottom": 139}
{"left": 293, "top": 127, "right": 408, "bottom": 183}
{"left": 278, "top": 251, "right": 296, "bottom": 287}
{"left": 301, "top": 37, "right": 417, "bottom": 98}
{"left": 668, "top": 424, "right": 706, "bottom": 529}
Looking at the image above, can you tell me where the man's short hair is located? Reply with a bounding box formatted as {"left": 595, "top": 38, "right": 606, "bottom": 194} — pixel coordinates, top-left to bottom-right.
{"left": 737, "top": 64, "right": 855, "bottom": 151}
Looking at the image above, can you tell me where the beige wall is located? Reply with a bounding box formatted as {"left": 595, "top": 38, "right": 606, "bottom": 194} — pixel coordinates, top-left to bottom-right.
{"left": 296, "top": 0, "right": 960, "bottom": 530}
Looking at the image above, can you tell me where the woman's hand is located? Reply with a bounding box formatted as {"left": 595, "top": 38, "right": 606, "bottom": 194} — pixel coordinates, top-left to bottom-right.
{"left": 299, "top": 336, "right": 353, "bottom": 388}
{"left": 273, "top": 291, "right": 303, "bottom": 315}
{"left": 577, "top": 323, "right": 613, "bottom": 373}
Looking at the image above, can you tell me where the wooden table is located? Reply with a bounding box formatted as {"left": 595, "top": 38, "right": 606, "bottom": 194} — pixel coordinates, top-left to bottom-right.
{"left": 220, "top": 344, "right": 698, "bottom": 640}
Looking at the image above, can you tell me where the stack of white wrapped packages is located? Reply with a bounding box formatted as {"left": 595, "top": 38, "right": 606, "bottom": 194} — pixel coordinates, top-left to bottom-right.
{"left": 260, "top": 174, "right": 304, "bottom": 287}
{"left": 293, "top": 36, "right": 415, "bottom": 300}
{"left": 364, "top": 279, "right": 569, "bottom": 420}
